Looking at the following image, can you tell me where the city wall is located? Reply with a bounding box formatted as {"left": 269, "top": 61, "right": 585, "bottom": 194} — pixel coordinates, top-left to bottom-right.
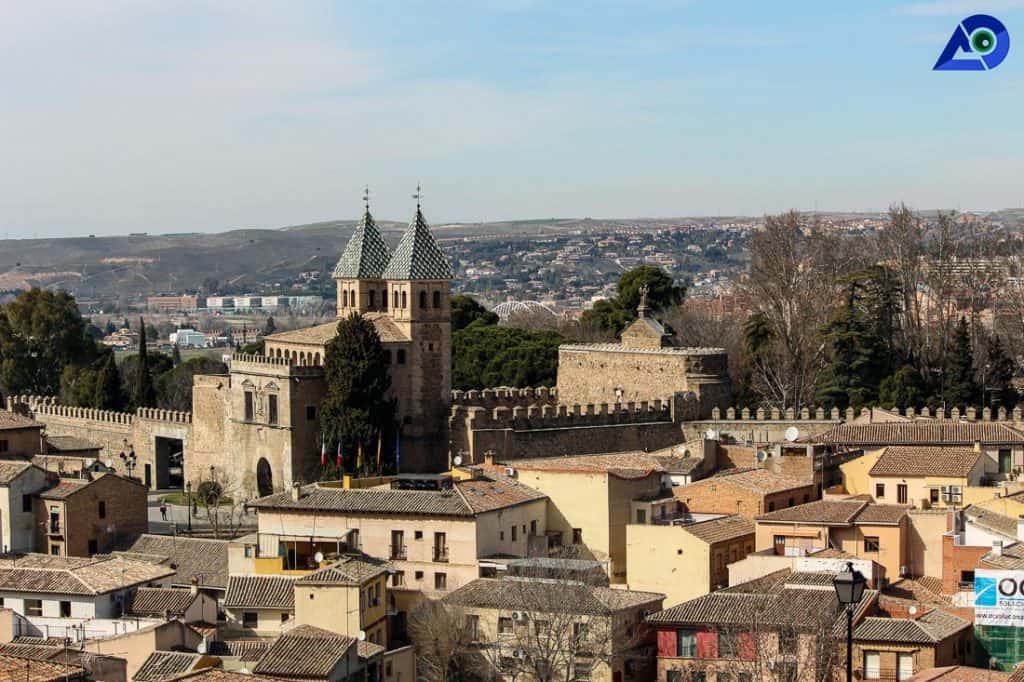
{"left": 449, "top": 391, "right": 698, "bottom": 462}
{"left": 5, "top": 396, "right": 193, "bottom": 489}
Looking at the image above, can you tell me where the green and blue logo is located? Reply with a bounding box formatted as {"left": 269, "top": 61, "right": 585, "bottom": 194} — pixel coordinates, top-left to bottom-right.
{"left": 934, "top": 14, "right": 1010, "bottom": 70}
{"left": 975, "top": 575, "right": 998, "bottom": 606}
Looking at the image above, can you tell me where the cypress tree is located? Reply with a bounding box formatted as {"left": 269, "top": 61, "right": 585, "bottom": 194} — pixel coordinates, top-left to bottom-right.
{"left": 171, "top": 344, "right": 182, "bottom": 366}
{"left": 134, "top": 317, "right": 157, "bottom": 409}
{"left": 94, "top": 353, "right": 122, "bottom": 410}
{"left": 944, "top": 316, "right": 977, "bottom": 408}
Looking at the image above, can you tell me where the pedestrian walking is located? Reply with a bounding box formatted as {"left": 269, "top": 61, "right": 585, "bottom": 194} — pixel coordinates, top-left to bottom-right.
{"left": 160, "top": 502, "right": 168, "bottom": 521}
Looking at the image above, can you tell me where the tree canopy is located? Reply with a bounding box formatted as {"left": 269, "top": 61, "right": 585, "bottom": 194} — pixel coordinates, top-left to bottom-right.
{"left": 580, "top": 265, "right": 684, "bottom": 335}
{"left": 453, "top": 323, "right": 563, "bottom": 390}
{"left": 451, "top": 294, "right": 499, "bottom": 331}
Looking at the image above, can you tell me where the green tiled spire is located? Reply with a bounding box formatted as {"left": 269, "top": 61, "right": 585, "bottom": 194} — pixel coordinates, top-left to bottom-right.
{"left": 333, "top": 208, "right": 391, "bottom": 279}
{"left": 383, "top": 207, "right": 453, "bottom": 281}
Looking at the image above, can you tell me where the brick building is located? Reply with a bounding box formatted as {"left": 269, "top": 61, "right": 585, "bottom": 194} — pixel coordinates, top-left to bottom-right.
{"left": 35, "top": 473, "right": 148, "bottom": 557}
{"left": 674, "top": 468, "right": 817, "bottom": 519}
{"left": 0, "top": 413, "right": 44, "bottom": 457}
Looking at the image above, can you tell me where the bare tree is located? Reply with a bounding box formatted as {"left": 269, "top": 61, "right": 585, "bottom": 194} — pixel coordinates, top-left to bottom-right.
{"left": 408, "top": 600, "right": 486, "bottom": 682}
{"left": 198, "top": 471, "right": 249, "bottom": 539}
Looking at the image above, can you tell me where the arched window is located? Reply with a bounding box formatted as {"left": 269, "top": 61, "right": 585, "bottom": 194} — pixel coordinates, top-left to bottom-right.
{"left": 342, "top": 290, "right": 348, "bottom": 307}
{"left": 313, "top": 353, "right": 321, "bottom": 365}
{"left": 384, "top": 350, "right": 392, "bottom": 364}
{"left": 393, "top": 291, "right": 399, "bottom": 309}
{"left": 369, "top": 290, "right": 376, "bottom": 308}
{"left": 419, "top": 291, "right": 427, "bottom": 309}
{"left": 397, "top": 349, "right": 406, "bottom": 364}
{"left": 350, "top": 289, "right": 356, "bottom": 306}
{"left": 433, "top": 290, "right": 441, "bottom": 308}
{"left": 256, "top": 458, "right": 274, "bottom": 497}
{"left": 401, "top": 291, "right": 407, "bottom": 309}
{"left": 381, "top": 289, "right": 388, "bottom": 310}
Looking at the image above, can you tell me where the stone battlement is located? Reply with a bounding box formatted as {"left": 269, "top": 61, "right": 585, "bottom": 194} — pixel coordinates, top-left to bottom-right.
{"left": 136, "top": 407, "right": 193, "bottom": 424}
{"left": 452, "top": 393, "right": 698, "bottom": 431}
{"left": 450, "top": 386, "right": 558, "bottom": 408}
{"left": 230, "top": 353, "right": 325, "bottom": 376}
{"left": 707, "top": 404, "right": 1024, "bottom": 422}
{"left": 6, "top": 395, "right": 192, "bottom": 426}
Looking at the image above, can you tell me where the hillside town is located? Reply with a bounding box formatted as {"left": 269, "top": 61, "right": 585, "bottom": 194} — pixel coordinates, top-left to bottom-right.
{"left": 1, "top": 201, "right": 1024, "bottom": 682}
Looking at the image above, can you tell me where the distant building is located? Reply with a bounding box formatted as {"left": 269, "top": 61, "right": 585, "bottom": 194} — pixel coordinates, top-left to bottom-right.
{"left": 147, "top": 295, "right": 201, "bottom": 313}
{"left": 170, "top": 328, "right": 206, "bottom": 347}
{"left": 35, "top": 473, "right": 148, "bottom": 557}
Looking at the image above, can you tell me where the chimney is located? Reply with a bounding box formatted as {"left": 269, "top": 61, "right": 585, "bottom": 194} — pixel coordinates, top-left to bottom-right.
{"left": 1018, "top": 515, "right": 1024, "bottom": 543}
{"left": 974, "top": 440, "right": 982, "bottom": 454}
{"left": 291, "top": 482, "right": 302, "bottom": 502}
{"left": 484, "top": 453, "right": 495, "bottom": 468}
{"left": 190, "top": 577, "right": 199, "bottom": 595}
{"left": 993, "top": 540, "right": 1004, "bottom": 557}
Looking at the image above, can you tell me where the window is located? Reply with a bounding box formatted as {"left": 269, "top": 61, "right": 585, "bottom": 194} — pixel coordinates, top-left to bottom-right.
{"left": 666, "top": 673, "right": 682, "bottom": 682}
{"left": 897, "top": 653, "right": 913, "bottom": 680}
{"left": 369, "top": 290, "right": 376, "bottom": 308}
{"left": 433, "top": 290, "right": 441, "bottom": 308}
{"left": 530, "top": 520, "right": 537, "bottom": 535}
{"left": 0, "top": 440, "right": 7, "bottom": 453}
{"left": 778, "top": 630, "right": 797, "bottom": 655}
{"left": 88, "top": 539, "right": 98, "bottom": 555}
{"left": 500, "top": 531, "right": 504, "bottom": 541}
{"left": 390, "top": 530, "right": 405, "bottom": 559}
{"left": 60, "top": 601, "right": 71, "bottom": 617}
{"left": 25, "top": 599, "right": 42, "bottom": 617}
{"left": 244, "top": 391, "right": 254, "bottom": 421}
{"left": 281, "top": 612, "right": 289, "bottom": 623}
{"left": 864, "top": 536, "right": 881, "bottom": 552}
{"left": 466, "top": 614, "right": 480, "bottom": 641}
{"left": 243, "top": 612, "right": 258, "bottom": 628}
{"left": 930, "top": 488, "right": 940, "bottom": 503}
{"left": 573, "top": 528, "right": 583, "bottom": 544}
{"left": 401, "top": 291, "right": 407, "bottom": 308}
{"left": 21, "top": 495, "right": 31, "bottom": 513}
{"left": 897, "top": 483, "right": 908, "bottom": 505}
{"left": 434, "top": 572, "right": 447, "bottom": 590}
{"left": 573, "top": 622, "right": 588, "bottom": 640}
{"left": 306, "top": 405, "right": 317, "bottom": 421}
{"left": 768, "top": 501, "right": 775, "bottom": 512}
{"left": 343, "top": 290, "right": 348, "bottom": 307}
{"left": 414, "top": 530, "right": 423, "bottom": 540}
{"left": 960, "top": 570, "right": 975, "bottom": 585}
{"left": 268, "top": 394, "right": 279, "bottom": 425}
{"left": 773, "top": 535, "right": 786, "bottom": 555}
{"left": 875, "top": 483, "right": 885, "bottom": 499}
{"left": 864, "top": 650, "right": 881, "bottom": 679}
{"left": 636, "top": 509, "right": 646, "bottom": 524}
{"left": 675, "top": 628, "right": 696, "bottom": 657}
{"left": 414, "top": 570, "right": 424, "bottom": 580}
{"left": 498, "top": 617, "right": 514, "bottom": 635}
{"left": 1000, "top": 448, "right": 1012, "bottom": 474}
{"left": 511, "top": 526, "right": 517, "bottom": 541}
{"left": 384, "top": 350, "right": 391, "bottom": 364}
{"left": 50, "top": 544, "right": 60, "bottom": 556}
{"left": 397, "top": 349, "right": 406, "bottom": 364}
{"left": 381, "top": 289, "right": 388, "bottom": 310}
{"left": 718, "top": 630, "right": 738, "bottom": 658}
{"left": 419, "top": 291, "right": 427, "bottom": 308}
{"left": 98, "top": 501, "right": 106, "bottom": 518}
{"left": 392, "top": 571, "right": 404, "bottom": 587}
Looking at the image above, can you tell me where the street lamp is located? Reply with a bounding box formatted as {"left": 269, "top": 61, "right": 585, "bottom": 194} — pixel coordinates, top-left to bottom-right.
{"left": 119, "top": 447, "right": 137, "bottom": 479}
{"left": 833, "top": 561, "right": 867, "bottom": 682}
{"left": 185, "top": 481, "right": 193, "bottom": 534}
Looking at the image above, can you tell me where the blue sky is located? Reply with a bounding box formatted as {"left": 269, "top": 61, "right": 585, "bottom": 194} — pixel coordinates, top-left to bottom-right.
{"left": 2, "top": 0, "right": 1023, "bottom": 237}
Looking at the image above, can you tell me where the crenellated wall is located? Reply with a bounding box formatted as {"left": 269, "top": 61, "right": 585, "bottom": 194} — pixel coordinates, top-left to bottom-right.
{"left": 5, "top": 395, "right": 194, "bottom": 490}
{"left": 449, "top": 391, "right": 698, "bottom": 462}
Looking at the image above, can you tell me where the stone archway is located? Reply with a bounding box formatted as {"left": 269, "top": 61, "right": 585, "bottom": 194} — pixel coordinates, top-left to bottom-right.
{"left": 256, "top": 458, "right": 274, "bottom": 497}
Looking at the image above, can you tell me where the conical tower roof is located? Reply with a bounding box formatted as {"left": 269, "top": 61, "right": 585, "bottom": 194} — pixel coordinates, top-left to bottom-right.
{"left": 333, "top": 208, "right": 391, "bottom": 279}
{"left": 382, "top": 207, "right": 453, "bottom": 280}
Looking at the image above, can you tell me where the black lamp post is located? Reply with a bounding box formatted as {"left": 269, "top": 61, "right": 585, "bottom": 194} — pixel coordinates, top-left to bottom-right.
{"left": 185, "top": 480, "right": 193, "bottom": 534}
{"left": 119, "top": 446, "right": 137, "bottom": 479}
{"left": 833, "top": 561, "right": 867, "bottom": 682}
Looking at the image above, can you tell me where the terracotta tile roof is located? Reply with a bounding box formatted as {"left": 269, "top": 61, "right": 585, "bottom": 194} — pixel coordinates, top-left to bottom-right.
{"left": 253, "top": 625, "right": 356, "bottom": 679}
{"left": 854, "top": 609, "right": 970, "bottom": 644}
{"left": 0, "top": 461, "right": 37, "bottom": 485}
{"left": 44, "top": 436, "right": 101, "bottom": 453}
{"left": 783, "top": 571, "right": 839, "bottom": 587}
{"left": 560, "top": 343, "right": 725, "bottom": 357}
{"left": 907, "top": 667, "right": 1013, "bottom": 681}
{"left": 266, "top": 314, "right": 408, "bottom": 347}
{"left": 757, "top": 500, "right": 908, "bottom": 526}
{"left": 0, "top": 413, "right": 41, "bottom": 430}
{"left": 808, "top": 547, "right": 857, "bottom": 559}
{"left": 251, "top": 477, "right": 544, "bottom": 517}
{"left": 126, "top": 587, "right": 198, "bottom": 618}
{"left": 0, "top": 643, "right": 117, "bottom": 668}
{"left": 982, "top": 541, "right": 1024, "bottom": 570}
{"left": 0, "top": 654, "right": 84, "bottom": 681}
{"left": 117, "top": 535, "right": 229, "bottom": 590}
{"left": 333, "top": 209, "right": 391, "bottom": 279}
{"left": 133, "top": 652, "right": 208, "bottom": 682}
{"left": 0, "top": 554, "right": 175, "bottom": 595}
{"left": 705, "top": 468, "right": 813, "bottom": 493}
{"left": 167, "top": 672, "right": 284, "bottom": 682}
{"left": 965, "top": 506, "right": 1019, "bottom": 541}
{"left": 679, "top": 514, "right": 755, "bottom": 544}
{"left": 357, "top": 641, "right": 386, "bottom": 660}
{"left": 207, "top": 640, "right": 271, "bottom": 662}
{"left": 224, "top": 576, "right": 295, "bottom": 610}
{"left": 444, "top": 578, "right": 663, "bottom": 615}
{"left": 37, "top": 478, "right": 89, "bottom": 500}
{"left": 296, "top": 556, "right": 389, "bottom": 586}
{"left": 869, "top": 445, "right": 981, "bottom": 478}
{"left": 508, "top": 452, "right": 668, "bottom": 479}
{"left": 818, "top": 422, "right": 1024, "bottom": 445}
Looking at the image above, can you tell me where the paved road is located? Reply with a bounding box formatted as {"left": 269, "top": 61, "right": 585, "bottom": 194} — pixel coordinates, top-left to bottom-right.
{"left": 146, "top": 491, "right": 256, "bottom": 537}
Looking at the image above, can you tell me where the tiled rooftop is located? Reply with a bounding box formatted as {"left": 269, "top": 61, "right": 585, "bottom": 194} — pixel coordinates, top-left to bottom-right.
{"left": 705, "top": 468, "right": 812, "bottom": 493}
{"left": 296, "top": 556, "right": 389, "bottom": 587}
{"left": 266, "top": 313, "right": 408, "bottom": 346}
{"left": 679, "top": 514, "right": 755, "bottom": 544}
{"left": 224, "top": 575, "right": 295, "bottom": 610}
{"left": 381, "top": 208, "right": 453, "bottom": 281}
{"left": 126, "top": 587, "right": 198, "bottom": 618}
{"left": 0, "top": 654, "right": 84, "bottom": 682}
{"left": 757, "top": 499, "right": 908, "bottom": 526}
{"left": 133, "top": 652, "right": 208, "bottom": 682}
{"left": 0, "top": 412, "right": 42, "bottom": 430}
{"left": 444, "top": 578, "right": 663, "bottom": 615}
{"left": 116, "top": 535, "right": 229, "bottom": 590}
{"left": 854, "top": 609, "right": 969, "bottom": 644}
{"left": 253, "top": 625, "right": 356, "bottom": 679}
{"left": 333, "top": 209, "right": 391, "bottom": 279}
{"left": 0, "top": 461, "right": 36, "bottom": 485}
{"left": 869, "top": 445, "right": 981, "bottom": 478}
{"left": 818, "top": 421, "right": 1024, "bottom": 445}
{"left": 0, "top": 554, "right": 175, "bottom": 595}
{"left": 508, "top": 452, "right": 669, "bottom": 479}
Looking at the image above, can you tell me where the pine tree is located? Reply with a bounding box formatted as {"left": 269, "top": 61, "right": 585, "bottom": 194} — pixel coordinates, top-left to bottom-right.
{"left": 133, "top": 317, "right": 157, "bottom": 409}
{"left": 944, "top": 316, "right": 978, "bottom": 408}
{"left": 94, "top": 353, "right": 122, "bottom": 410}
{"left": 983, "top": 333, "right": 1017, "bottom": 408}
{"left": 319, "top": 313, "right": 395, "bottom": 471}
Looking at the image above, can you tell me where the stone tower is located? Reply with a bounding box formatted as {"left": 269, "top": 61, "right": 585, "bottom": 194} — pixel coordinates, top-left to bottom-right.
{"left": 382, "top": 203, "right": 453, "bottom": 470}
{"left": 333, "top": 203, "right": 391, "bottom": 317}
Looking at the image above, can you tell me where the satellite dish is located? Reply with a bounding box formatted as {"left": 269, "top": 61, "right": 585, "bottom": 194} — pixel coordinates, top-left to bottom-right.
{"left": 705, "top": 429, "right": 717, "bottom": 440}
{"left": 105, "top": 460, "right": 113, "bottom": 469}
{"left": 453, "top": 455, "right": 463, "bottom": 467}
{"left": 908, "top": 605, "right": 917, "bottom": 616}
{"left": 756, "top": 450, "right": 768, "bottom": 462}
{"left": 314, "top": 551, "right": 324, "bottom": 564}
{"left": 357, "top": 630, "right": 366, "bottom": 641}
{"left": 784, "top": 426, "right": 799, "bottom": 442}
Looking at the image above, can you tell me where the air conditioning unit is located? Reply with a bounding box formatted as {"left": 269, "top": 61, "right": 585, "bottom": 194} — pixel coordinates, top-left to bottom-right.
{"left": 512, "top": 649, "right": 526, "bottom": 660}
{"left": 511, "top": 611, "right": 528, "bottom": 621}
{"left": 505, "top": 467, "right": 516, "bottom": 478}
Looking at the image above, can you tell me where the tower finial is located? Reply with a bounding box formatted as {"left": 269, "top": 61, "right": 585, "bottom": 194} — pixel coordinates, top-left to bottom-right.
{"left": 638, "top": 284, "right": 650, "bottom": 318}
{"left": 363, "top": 185, "right": 370, "bottom": 211}
{"left": 412, "top": 183, "right": 422, "bottom": 211}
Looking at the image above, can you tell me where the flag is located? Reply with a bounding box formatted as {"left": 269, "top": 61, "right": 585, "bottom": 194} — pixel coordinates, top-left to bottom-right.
{"left": 356, "top": 443, "right": 364, "bottom": 472}
{"left": 376, "top": 432, "right": 383, "bottom": 474}
{"left": 320, "top": 436, "right": 326, "bottom": 467}
{"left": 395, "top": 432, "right": 401, "bottom": 473}
{"left": 336, "top": 441, "right": 342, "bottom": 468}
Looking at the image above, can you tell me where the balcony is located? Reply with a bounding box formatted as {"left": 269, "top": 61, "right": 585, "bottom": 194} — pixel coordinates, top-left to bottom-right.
{"left": 433, "top": 545, "right": 449, "bottom": 563}
{"left": 390, "top": 544, "right": 407, "bottom": 561}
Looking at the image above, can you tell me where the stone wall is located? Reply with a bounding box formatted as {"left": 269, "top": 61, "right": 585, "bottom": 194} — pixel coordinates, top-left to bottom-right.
{"left": 449, "top": 392, "right": 698, "bottom": 462}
